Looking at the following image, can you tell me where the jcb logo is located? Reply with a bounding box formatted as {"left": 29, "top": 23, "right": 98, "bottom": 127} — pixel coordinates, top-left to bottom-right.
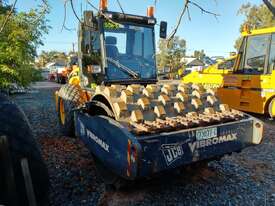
{"left": 161, "top": 144, "right": 184, "bottom": 166}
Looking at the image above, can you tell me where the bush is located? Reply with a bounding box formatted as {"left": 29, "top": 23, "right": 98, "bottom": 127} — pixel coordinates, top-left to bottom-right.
{"left": 0, "top": 3, "right": 49, "bottom": 89}
{"left": 31, "top": 69, "right": 43, "bottom": 82}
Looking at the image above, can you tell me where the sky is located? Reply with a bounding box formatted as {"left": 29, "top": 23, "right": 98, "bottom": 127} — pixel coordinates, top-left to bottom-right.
{"left": 16, "top": 0, "right": 263, "bottom": 57}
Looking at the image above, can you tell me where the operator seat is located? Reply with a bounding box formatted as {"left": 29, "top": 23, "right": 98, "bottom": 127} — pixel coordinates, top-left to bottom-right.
{"left": 105, "top": 36, "right": 119, "bottom": 58}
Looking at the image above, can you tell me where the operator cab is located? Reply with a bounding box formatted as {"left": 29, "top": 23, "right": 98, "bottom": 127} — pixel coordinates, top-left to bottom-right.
{"left": 104, "top": 18, "right": 156, "bottom": 81}
{"left": 79, "top": 9, "right": 167, "bottom": 88}
{"left": 233, "top": 28, "right": 275, "bottom": 75}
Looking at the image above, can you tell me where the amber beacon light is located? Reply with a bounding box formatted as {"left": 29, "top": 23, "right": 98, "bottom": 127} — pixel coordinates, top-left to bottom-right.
{"left": 243, "top": 24, "right": 251, "bottom": 34}
{"left": 147, "top": 6, "right": 154, "bottom": 17}
{"left": 100, "top": 0, "right": 108, "bottom": 10}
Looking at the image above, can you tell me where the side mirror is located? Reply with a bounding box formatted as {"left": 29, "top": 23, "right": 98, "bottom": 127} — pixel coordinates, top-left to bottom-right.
{"left": 160, "top": 21, "right": 167, "bottom": 39}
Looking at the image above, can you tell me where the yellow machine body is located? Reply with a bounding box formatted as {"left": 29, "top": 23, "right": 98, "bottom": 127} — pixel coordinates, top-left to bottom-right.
{"left": 184, "top": 26, "right": 275, "bottom": 117}
{"left": 218, "top": 71, "right": 275, "bottom": 115}
{"left": 68, "top": 65, "right": 80, "bottom": 86}
{"left": 202, "top": 56, "right": 236, "bottom": 74}
{"left": 219, "top": 27, "right": 275, "bottom": 116}
{"left": 182, "top": 56, "right": 236, "bottom": 88}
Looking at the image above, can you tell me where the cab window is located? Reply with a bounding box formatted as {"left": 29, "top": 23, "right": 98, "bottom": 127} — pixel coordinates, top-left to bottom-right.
{"left": 218, "top": 59, "right": 235, "bottom": 70}
{"left": 81, "top": 27, "right": 103, "bottom": 86}
{"left": 268, "top": 33, "right": 275, "bottom": 72}
{"left": 243, "top": 34, "right": 270, "bottom": 74}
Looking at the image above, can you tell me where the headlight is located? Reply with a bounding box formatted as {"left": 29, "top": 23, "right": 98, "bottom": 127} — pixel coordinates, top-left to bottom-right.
{"left": 148, "top": 19, "right": 156, "bottom": 24}
{"left": 252, "top": 119, "right": 263, "bottom": 145}
{"left": 106, "top": 13, "right": 113, "bottom": 18}
{"left": 83, "top": 76, "right": 89, "bottom": 87}
{"left": 87, "top": 65, "right": 102, "bottom": 74}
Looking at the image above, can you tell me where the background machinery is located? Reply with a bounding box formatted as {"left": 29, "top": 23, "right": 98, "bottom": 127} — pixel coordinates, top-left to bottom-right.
{"left": 218, "top": 26, "right": 275, "bottom": 118}
{"left": 56, "top": 0, "right": 263, "bottom": 188}
{"left": 183, "top": 55, "right": 236, "bottom": 88}
{"left": 184, "top": 26, "right": 275, "bottom": 118}
{"left": 201, "top": 56, "right": 236, "bottom": 75}
{"left": 183, "top": 0, "right": 275, "bottom": 118}
{"left": 56, "top": 55, "right": 78, "bottom": 84}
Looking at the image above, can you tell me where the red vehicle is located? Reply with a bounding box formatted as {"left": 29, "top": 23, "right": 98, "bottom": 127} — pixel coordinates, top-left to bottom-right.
{"left": 56, "top": 66, "right": 68, "bottom": 84}
{"left": 48, "top": 68, "right": 57, "bottom": 82}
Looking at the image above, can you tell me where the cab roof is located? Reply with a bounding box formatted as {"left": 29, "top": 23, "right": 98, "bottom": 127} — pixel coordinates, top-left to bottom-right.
{"left": 242, "top": 26, "right": 275, "bottom": 37}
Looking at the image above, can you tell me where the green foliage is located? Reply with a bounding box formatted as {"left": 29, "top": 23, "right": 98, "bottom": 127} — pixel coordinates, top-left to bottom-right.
{"left": 104, "top": 21, "right": 120, "bottom": 30}
{"left": 235, "top": 1, "right": 275, "bottom": 49}
{"left": 0, "top": 64, "right": 18, "bottom": 87}
{"left": 0, "top": 3, "right": 49, "bottom": 88}
{"left": 193, "top": 50, "right": 206, "bottom": 61}
{"left": 156, "top": 36, "right": 186, "bottom": 72}
{"left": 37, "top": 51, "right": 67, "bottom": 68}
{"left": 31, "top": 68, "right": 43, "bottom": 82}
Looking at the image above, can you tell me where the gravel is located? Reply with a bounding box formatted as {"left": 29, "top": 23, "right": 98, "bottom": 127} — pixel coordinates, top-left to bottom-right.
{"left": 11, "top": 81, "right": 275, "bottom": 206}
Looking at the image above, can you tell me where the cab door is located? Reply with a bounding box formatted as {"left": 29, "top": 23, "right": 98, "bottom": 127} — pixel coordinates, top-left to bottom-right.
{"left": 218, "top": 33, "right": 272, "bottom": 114}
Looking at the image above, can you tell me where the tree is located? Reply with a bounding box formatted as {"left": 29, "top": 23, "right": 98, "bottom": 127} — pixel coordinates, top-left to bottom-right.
{"left": 193, "top": 50, "right": 206, "bottom": 61}
{"left": 235, "top": 0, "right": 275, "bottom": 49}
{"left": 36, "top": 51, "right": 67, "bottom": 68}
{"left": 0, "top": 2, "right": 49, "bottom": 88}
{"left": 156, "top": 36, "right": 186, "bottom": 72}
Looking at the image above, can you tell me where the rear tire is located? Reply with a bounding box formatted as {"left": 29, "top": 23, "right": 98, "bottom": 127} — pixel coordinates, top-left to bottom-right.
{"left": 0, "top": 94, "right": 50, "bottom": 206}
{"left": 57, "top": 84, "right": 85, "bottom": 137}
{"left": 268, "top": 98, "right": 275, "bottom": 118}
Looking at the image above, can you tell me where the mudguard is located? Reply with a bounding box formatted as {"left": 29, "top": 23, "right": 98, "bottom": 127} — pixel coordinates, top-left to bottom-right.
{"left": 75, "top": 112, "right": 142, "bottom": 180}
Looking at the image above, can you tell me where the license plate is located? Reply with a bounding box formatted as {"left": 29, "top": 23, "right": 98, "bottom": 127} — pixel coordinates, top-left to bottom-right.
{"left": 196, "top": 127, "right": 217, "bottom": 141}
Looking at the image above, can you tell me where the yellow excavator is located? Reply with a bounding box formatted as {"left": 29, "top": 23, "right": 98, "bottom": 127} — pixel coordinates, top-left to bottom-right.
{"left": 202, "top": 56, "right": 236, "bottom": 74}
{"left": 183, "top": 55, "right": 236, "bottom": 88}
{"left": 184, "top": 0, "right": 275, "bottom": 118}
